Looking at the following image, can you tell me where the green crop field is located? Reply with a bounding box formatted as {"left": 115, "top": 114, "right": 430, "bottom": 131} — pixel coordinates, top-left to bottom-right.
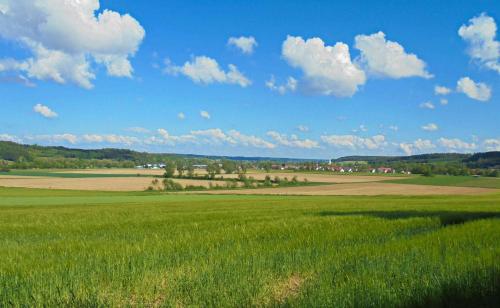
{"left": 388, "top": 175, "right": 500, "bottom": 189}
{"left": 0, "top": 187, "right": 499, "bottom": 307}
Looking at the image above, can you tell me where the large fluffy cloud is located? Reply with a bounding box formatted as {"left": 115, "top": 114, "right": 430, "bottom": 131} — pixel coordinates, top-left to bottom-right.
{"left": 456, "top": 77, "right": 492, "bottom": 101}
{"left": 189, "top": 129, "right": 274, "bottom": 148}
{"left": 438, "top": 138, "right": 476, "bottom": 151}
{"left": 82, "top": 134, "right": 140, "bottom": 146}
{"left": 164, "top": 56, "right": 251, "bottom": 87}
{"left": 459, "top": 13, "right": 500, "bottom": 74}
{"left": 267, "top": 131, "right": 319, "bottom": 149}
{"left": 227, "top": 130, "right": 275, "bottom": 149}
{"left": 151, "top": 128, "right": 274, "bottom": 149}
{"left": 0, "top": 0, "right": 145, "bottom": 88}
{"left": 25, "top": 133, "right": 78, "bottom": 144}
{"left": 354, "top": 31, "right": 432, "bottom": 79}
{"left": 399, "top": 139, "right": 435, "bottom": 155}
{"left": 282, "top": 36, "right": 366, "bottom": 97}
{"left": 320, "top": 134, "right": 386, "bottom": 150}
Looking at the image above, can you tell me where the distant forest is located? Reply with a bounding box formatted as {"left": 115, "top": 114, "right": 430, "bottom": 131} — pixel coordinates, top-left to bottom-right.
{"left": 0, "top": 141, "right": 305, "bottom": 169}
{"left": 333, "top": 152, "right": 500, "bottom": 169}
{"left": 0, "top": 141, "right": 499, "bottom": 175}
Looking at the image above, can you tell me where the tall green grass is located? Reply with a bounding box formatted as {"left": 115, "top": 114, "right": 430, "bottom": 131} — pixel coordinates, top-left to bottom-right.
{"left": 0, "top": 188, "right": 498, "bottom": 306}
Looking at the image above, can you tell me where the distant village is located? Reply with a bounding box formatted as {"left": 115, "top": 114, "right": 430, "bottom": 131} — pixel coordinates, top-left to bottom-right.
{"left": 135, "top": 160, "right": 411, "bottom": 175}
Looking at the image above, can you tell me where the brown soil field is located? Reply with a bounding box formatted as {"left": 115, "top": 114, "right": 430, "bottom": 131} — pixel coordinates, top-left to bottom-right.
{"left": 183, "top": 182, "right": 497, "bottom": 196}
{"left": 0, "top": 175, "right": 227, "bottom": 191}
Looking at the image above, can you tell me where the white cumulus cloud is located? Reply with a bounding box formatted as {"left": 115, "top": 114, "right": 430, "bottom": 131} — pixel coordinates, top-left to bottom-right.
{"left": 456, "top": 77, "right": 491, "bottom": 101}
{"left": 267, "top": 131, "right": 319, "bottom": 149}
{"left": 297, "top": 125, "right": 309, "bottom": 132}
{"left": 421, "top": 123, "right": 438, "bottom": 131}
{"left": 33, "top": 103, "right": 57, "bottom": 118}
{"left": 419, "top": 101, "right": 435, "bottom": 109}
{"left": 265, "top": 75, "right": 298, "bottom": 94}
{"left": 434, "top": 85, "right": 452, "bottom": 95}
{"left": 200, "top": 110, "right": 210, "bottom": 119}
{"left": 150, "top": 128, "right": 196, "bottom": 146}
{"left": 354, "top": 31, "right": 432, "bottom": 79}
{"left": 82, "top": 134, "right": 139, "bottom": 145}
{"left": 126, "top": 127, "right": 150, "bottom": 134}
{"left": 227, "top": 36, "right": 257, "bottom": 54}
{"left": 438, "top": 138, "right": 476, "bottom": 151}
{"left": 399, "top": 139, "right": 435, "bottom": 155}
{"left": 483, "top": 138, "right": 500, "bottom": 151}
{"left": 320, "top": 134, "right": 386, "bottom": 150}
{"left": 26, "top": 133, "right": 78, "bottom": 144}
{"left": 282, "top": 35, "right": 366, "bottom": 97}
{"left": 459, "top": 13, "right": 500, "bottom": 74}
{"left": 0, "top": 0, "right": 145, "bottom": 88}
{"left": 0, "top": 133, "right": 22, "bottom": 143}
{"left": 164, "top": 56, "right": 251, "bottom": 87}
{"left": 227, "top": 130, "right": 275, "bottom": 149}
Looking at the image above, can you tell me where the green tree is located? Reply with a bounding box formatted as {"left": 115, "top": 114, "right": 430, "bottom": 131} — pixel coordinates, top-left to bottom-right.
{"left": 176, "top": 160, "right": 185, "bottom": 177}
{"left": 164, "top": 161, "right": 176, "bottom": 178}
{"left": 207, "top": 163, "right": 221, "bottom": 179}
{"left": 186, "top": 164, "right": 195, "bottom": 178}
{"left": 239, "top": 163, "right": 248, "bottom": 174}
{"left": 222, "top": 160, "right": 237, "bottom": 174}
{"left": 263, "top": 175, "right": 272, "bottom": 187}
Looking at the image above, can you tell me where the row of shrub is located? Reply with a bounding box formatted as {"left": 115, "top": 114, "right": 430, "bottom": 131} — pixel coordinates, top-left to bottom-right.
{"left": 147, "top": 175, "right": 309, "bottom": 192}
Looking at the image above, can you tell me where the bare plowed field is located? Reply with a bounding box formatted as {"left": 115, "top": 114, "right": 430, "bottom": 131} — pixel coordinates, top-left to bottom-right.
{"left": 185, "top": 182, "right": 497, "bottom": 196}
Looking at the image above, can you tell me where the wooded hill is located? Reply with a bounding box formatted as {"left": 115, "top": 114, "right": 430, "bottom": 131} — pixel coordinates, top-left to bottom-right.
{"left": 1, "top": 140, "right": 498, "bottom": 170}
{"left": 0, "top": 141, "right": 308, "bottom": 169}
{"left": 333, "top": 152, "right": 500, "bottom": 169}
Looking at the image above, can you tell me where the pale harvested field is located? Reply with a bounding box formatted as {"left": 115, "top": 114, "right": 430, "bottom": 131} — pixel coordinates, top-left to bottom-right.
{"left": 184, "top": 182, "right": 497, "bottom": 196}
{"left": 57, "top": 168, "right": 166, "bottom": 176}
{"left": 57, "top": 169, "right": 396, "bottom": 183}
{"left": 1, "top": 172, "right": 495, "bottom": 195}
{"left": 219, "top": 173, "right": 394, "bottom": 183}
{"left": 0, "top": 175, "right": 226, "bottom": 191}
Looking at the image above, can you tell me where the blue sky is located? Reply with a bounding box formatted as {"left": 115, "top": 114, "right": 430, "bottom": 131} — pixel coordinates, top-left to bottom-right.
{"left": 0, "top": 0, "right": 499, "bottom": 158}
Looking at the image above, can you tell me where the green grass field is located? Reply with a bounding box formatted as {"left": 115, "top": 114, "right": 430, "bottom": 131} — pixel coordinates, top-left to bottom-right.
{"left": 388, "top": 175, "right": 500, "bottom": 189}
{"left": 0, "top": 187, "right": 498, "bottom": 307}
